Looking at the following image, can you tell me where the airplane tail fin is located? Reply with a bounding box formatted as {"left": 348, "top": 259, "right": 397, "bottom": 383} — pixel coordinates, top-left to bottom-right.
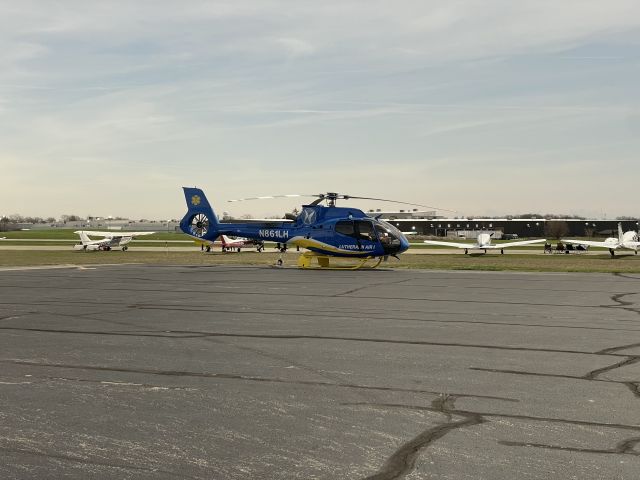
{"left": 180, "top": 187, "right": 220, "bottom": 241}
{"left": 75, "top": 231, "right": 92, "bottom": 245}
{"left": 618, "top": 222, "right": 624, "bottom": 242}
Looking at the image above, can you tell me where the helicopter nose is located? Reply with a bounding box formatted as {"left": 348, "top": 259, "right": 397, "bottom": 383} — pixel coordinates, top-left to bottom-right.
{"left": 399, "top": 235, "right": 410, "bottom": 253}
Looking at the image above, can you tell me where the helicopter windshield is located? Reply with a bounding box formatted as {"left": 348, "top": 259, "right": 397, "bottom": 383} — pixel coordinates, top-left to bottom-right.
{"left": 375, "top": 220, "right": 404, "bottom": 254}
{"left": 378, "top": 220, "right": 403, "bottom": 238}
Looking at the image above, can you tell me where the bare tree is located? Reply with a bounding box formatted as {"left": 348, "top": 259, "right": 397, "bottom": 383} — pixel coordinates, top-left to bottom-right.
{"left": 544, "top": 221, "right": 569, "bottom": 239}
{"left": 60, "top": 214, "right": 83, "bottom": 223}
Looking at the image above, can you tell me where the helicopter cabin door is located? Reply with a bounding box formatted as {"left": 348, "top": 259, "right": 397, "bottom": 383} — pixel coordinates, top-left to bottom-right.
{"left": 354, "top": 220, "right": 377, "bottom": 253}
{"left": 335, "top": 219, "right": 376, "bottom": 253}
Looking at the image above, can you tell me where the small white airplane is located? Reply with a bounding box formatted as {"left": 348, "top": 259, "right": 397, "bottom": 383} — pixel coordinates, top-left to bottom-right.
{"left": 73, "top": 230, "right": 155, "bottom": 251}
{"left": 563, "top": 223, "right": 640, "bottom": 257}
{"left": 220, "top": 234, "right": 264, "bottom": 252}
{"left": 198, "top": 234, "right": 264, "bottom": 252}
{"left": 423, "top": 233, "right": 547, "bottom": 254}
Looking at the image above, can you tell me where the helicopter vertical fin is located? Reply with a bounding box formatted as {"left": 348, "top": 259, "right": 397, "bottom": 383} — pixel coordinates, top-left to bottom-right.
{"left": 180, "top": 187, "right": 220, "bottom": 240}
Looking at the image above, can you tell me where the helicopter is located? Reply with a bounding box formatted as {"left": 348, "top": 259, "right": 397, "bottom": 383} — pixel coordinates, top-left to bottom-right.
{"left": 179, "top": 187, "right": 442, "bottom": 269}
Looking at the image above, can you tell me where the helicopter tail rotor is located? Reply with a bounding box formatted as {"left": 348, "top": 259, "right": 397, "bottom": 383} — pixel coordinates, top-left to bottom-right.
{"left": 180, "top": 187, "right": 221, "bottom": 240}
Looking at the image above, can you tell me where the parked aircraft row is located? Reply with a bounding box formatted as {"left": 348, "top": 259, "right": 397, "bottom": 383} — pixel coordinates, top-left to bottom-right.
{"left": 421, "top": 223, "right": 639, "bottom": 257}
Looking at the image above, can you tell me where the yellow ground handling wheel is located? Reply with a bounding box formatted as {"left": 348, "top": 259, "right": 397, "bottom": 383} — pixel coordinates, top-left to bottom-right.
{"left": 296, "top": 251, "right": 383, "bottom": 270}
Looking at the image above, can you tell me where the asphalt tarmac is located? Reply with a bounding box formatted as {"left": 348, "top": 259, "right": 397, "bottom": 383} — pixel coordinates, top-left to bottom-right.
{"left": 1, "top": 265, "right": 640, "bottom": 479}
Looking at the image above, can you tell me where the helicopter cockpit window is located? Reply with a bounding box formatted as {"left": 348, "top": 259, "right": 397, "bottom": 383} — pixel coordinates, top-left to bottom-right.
{"left": 375, "top": 224, "right": 392, "bottom": 244}
{"left": 355, "top": 220, "right": 375, "bottom": 241}
{"left": 335, "top": 220, "right": 356, "bottom": 238}
{"left": 375, "top": 220, "right": 403, "bottom": 244}
{"left": 378, "top": 220, "right": 403, "bottom": 238}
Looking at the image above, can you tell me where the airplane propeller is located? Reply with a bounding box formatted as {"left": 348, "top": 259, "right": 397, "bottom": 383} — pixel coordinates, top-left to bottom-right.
{"left": 228, "top": 192, "right": 456, "bottom": 212}
{"left": 190, "top": 213, "right": 209, "bottom": 237}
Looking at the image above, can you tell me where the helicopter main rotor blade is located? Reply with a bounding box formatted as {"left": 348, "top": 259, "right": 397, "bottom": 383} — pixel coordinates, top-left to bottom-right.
{"left": 226, "top": 192, "right": 456, "bottom": 213}
{"left": 341, "top": 195, "right": 457, "bottom": 213}
{"left": 227, "top": 194, "right": 317, "bottom": 203}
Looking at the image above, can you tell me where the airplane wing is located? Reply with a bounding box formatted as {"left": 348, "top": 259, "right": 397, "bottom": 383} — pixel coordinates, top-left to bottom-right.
{"left": 121, "top": 231, "right": 155, "bottom": 237}
{"left": 488, "top": 239, "right": 548, "bottom": 249}
{"left": 423, "top": 240, "right": 476, "bottom": 249}
{"left": 78, "top": 231, "right": 155, "bottom": 237}
{"left": 562, "top": 239, "right": 611, "bottom": 248}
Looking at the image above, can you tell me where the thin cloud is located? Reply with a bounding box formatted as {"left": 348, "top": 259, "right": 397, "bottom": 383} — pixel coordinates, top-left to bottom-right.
{"left": 1, "top": 1, "right": 640, "bottom": 218}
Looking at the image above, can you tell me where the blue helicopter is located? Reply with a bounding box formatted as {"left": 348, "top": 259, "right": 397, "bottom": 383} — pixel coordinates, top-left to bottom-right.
{"left": 180, "top": 187, "right": 429, "bottom": 269}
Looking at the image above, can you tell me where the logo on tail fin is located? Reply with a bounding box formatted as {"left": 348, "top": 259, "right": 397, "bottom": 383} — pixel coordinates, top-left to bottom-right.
{"left": 191, "top": 195, "right": 201, "bottom": 206}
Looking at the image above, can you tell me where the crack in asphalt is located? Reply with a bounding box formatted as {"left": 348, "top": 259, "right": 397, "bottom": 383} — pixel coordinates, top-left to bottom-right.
{"left": 609, "top": 293, "right": 637, "bottom": 307}
{"left": 2, "top": 326, "right": 630, "bottom": 357}
{"left": 122, "top": 305, "right": 640, "bottom": 333}
{"left": 361, "top": 395, "right": 484, "bottom": 480}
{"left": 600, "top": 292, "right": 640, "bottom": 319}
{"left": 352, "top": 401, "right": 640, "bottom": 431}
{"left": 351, "top": 390, "right": 640, "bottom": 479}
{"left": 584, "top": 356, "right": 640, "bottom": 380}
{"left": 625, "top": 382, "right": 640, "bottom": 399}
{"left": 8, "top": 298, "right": 640, "bottom": 335}
{"left": 614, "top": 273, "right": 640, "bottom": 281}
{"left": 0, "top": 282, "right": 614, "bottom": 309}
{"left": 0, "top": 358, "right": 517, "bottom": 402}
{"left": 5, "top": 298, "right": 636, "bottom": 329}
{"left": 368, "top": 329, "right": 640, "bottom": 478}
{"left": 597, "top": 342, "right": 640, "bottom": 354}
{"left": 470, "top": 367, "right": 640, "bottom": 401}
{"left": 499, "top": 436, "right": 640, "bottom": 456}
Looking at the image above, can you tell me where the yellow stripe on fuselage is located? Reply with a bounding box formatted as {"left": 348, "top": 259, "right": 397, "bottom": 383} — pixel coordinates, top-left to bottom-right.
{"left": 289, "top": 236, "right": 371, "bottom": 255}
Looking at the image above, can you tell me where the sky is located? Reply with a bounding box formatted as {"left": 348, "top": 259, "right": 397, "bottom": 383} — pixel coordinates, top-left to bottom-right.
{"left": 1, "top": 0, "right": 640, "bottom": 220}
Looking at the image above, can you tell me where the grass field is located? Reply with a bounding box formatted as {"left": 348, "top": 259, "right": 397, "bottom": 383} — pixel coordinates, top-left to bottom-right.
{"left": 1, "top": 250, "right": 639, "bottom": 273}
{"left": 0, "top": 229, "right": 605, "bottom": 251}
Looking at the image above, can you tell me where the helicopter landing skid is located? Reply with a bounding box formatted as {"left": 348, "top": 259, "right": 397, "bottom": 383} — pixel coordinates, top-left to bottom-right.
{"left": 296, "top": 252, "right": 383, "bottom": 270}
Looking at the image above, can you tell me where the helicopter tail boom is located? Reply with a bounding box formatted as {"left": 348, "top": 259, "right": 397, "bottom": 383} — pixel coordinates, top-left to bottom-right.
{"left": 180, "top": 187, "right": 220, "bottom": 241}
